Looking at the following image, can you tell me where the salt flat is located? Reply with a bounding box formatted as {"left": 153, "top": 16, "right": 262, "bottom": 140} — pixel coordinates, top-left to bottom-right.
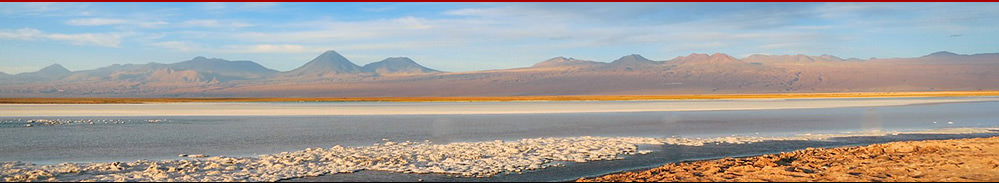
{"left": 1, "top": 97, "right": 996, "bottom": 117}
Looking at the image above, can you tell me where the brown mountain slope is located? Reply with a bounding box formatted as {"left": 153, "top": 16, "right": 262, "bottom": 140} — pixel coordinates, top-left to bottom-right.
{"left": 1, "top": 51, "right": 998, "bottom": 97}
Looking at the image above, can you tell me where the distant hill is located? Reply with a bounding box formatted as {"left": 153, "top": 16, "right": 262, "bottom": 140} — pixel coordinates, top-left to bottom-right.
{"left": 610, "top": 54, "right": 658, "bottom": 65}
{"left": 168, "top": 56, "right": 278, "bottom": 79}
{"left": 2, "top": 50, "right": 998, "bottom": 97}
{"left": 922, "top": 51, "right": 961, "bottom": 58}
{"left": 531, "top": 57, "right": 602, "bottom": 68}
{"left": 13, "top": 64, "right": 72, "bottom": 82}
{"left": 362, "top": 57, "right": 440, "bottom": 75}
{"left": 743, "top": 54, "right": 846, "bottom": 63}
{"left": 55, "top": 57, "right": 277, "bottom": 83}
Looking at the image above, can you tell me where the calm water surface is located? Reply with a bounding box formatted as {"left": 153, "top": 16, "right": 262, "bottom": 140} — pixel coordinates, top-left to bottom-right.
{"left": 1, "top": 98, "right": 998, "bottom": 164}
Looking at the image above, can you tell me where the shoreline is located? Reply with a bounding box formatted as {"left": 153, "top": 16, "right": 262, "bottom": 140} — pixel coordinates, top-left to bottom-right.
{"left": 578, "top": 135, "right": 999, "bottom": 182}
{"left": 2, "top": 97, "right": 995, "bottom": 117}
{"left": 2, "top": 91, "right": 999, "bottom": 104}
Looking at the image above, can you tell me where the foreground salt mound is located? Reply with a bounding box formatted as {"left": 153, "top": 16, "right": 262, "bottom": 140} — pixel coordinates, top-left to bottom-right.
{"left": 2, "top": 128, "right": 997, "bottom": 182}
{"left": 2, "top": 137, "right": 658, "bottom": 182}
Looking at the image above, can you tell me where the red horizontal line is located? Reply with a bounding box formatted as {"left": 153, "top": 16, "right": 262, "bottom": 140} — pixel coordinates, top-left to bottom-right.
{"left": 8, "top": 1, "right": 999, "bottom": 2}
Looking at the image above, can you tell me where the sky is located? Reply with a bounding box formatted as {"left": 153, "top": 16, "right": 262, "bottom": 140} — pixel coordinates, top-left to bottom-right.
{"left": 1, "top": 2, "right": 997, "bottom": 74}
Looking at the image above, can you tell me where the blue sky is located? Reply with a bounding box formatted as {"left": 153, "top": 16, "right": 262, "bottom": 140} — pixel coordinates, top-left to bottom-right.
{"left": 1, "top": 2, "right": 997, "bottom": 74}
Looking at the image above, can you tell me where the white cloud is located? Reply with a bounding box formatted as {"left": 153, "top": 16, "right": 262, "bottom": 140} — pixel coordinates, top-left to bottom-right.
{"left": 394, "top": 16, "right": 433, "bottom": 30}
{"left": 442, "top": 8, "right": 489, "bottom": 16}
{"left": 0, "top": 28, "right": 42, "bottom": 40}
{"left": 149, "top": 41, "right": 200, "bottom": 51}
{"left": 150, "top": 41, "right": 318, "bottom": 53}
{"left": 0, "top": 28, "right": 130, "bottom": 47}
{"left": 220, "top": 44, "right": 323, "bottom": 53}
{"left": 361, "top": 6, "right": 396, "bottom": 12}
{"left": 442, "top": 4, "right": 580, "bottom": 21}
{"left": 197, "top": 2, "right": 280, "bottom": 12}
{"left": 335, "top": 41, "right": 457, "bottom": 52}
{"left": 44, "top": 32, "right": 128, "bottom": 47}
{"left": 199, "top": 2, "right": 226, "bottom": 11}
{"left": 181, "top": 19, "right": 253, "bottom": 28}
{"left": 0, "top": 2, "right": 93, "bottom": 16}
{"left": 65, "top": 18, "right": 127, "bottom": 26}
{"left": 65, "top": 18, "right": 168, "bottom": 28}
{"left": 241, "top": 2, "right": 279, "bottom": 10}
{"left": 229, "top": 18, "right": 432, "bottom": 43}
{"left": 816, "top": 3, "right": 901, "bottom": 19}
{"left": 138, "top": 21, "right": 170, "bottom": 28}
{"left": 65, "top": 18, "right": 255, "bottom": 30}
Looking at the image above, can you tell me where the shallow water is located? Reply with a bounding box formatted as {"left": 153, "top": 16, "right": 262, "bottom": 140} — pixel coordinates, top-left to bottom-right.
{"left": 1, "top": 98, "right": 998, "bottom": 166}
{"left": 3, "top": 97, "right": 995, "bottom": 116}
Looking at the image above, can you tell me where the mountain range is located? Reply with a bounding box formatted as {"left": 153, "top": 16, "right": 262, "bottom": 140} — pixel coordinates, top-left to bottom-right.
{"left": 2, "top": 50, "right": 998, "bottom": 97}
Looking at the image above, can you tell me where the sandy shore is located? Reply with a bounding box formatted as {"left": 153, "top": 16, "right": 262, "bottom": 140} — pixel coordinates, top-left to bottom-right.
{"left": 2, "top": 97, "right": 996, "bottom": 117}
{"left": 579, "top": 136, "right": 999, "bottom": 182}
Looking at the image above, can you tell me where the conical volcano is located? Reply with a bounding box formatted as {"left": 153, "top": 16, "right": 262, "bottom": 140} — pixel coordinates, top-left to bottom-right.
{"left": 285, "top": 50, "right": 365, "bottom": 77}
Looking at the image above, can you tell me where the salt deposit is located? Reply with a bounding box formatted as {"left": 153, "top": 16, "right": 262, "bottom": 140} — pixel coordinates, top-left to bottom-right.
{"left": 0, "top": 118, "right": 165, "bottom": 127}
{"left": 1, "top": 128, "right": 996, "bottom": 182}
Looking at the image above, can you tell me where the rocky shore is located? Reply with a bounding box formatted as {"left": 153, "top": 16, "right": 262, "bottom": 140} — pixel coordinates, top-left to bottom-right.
{"left": 579, "top": 136, "right": 999, "bottom": 182}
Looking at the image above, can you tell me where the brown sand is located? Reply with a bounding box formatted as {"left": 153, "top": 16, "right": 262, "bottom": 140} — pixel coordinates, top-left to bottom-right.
{"left": 579, "top": 136, "right": 999, "bottom": 182}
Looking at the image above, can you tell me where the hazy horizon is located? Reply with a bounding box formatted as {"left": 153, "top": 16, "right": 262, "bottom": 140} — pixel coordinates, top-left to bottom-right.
{"left": 4, "top": 50, "right": 986, "bottom": 74}
{"left": 2, "top": 2, "right": 998, "bottom": 74}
